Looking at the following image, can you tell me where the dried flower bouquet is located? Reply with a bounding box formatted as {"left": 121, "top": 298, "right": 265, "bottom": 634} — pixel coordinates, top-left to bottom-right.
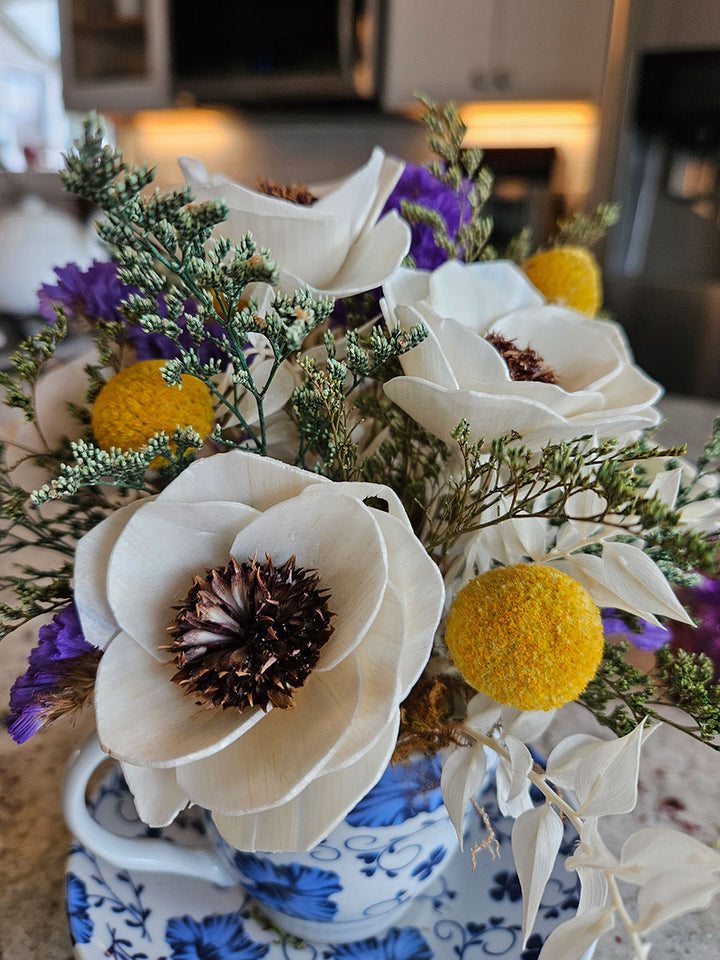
{"left": 2, "top": 102, "right": 720, "bottom": 959}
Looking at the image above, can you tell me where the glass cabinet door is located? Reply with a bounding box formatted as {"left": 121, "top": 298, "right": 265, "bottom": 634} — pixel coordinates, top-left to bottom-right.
{"left": 59, "top": 0, "right": 170, "bottom": 110}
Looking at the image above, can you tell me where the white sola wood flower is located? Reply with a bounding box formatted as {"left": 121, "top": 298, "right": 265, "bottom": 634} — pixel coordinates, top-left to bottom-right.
{"left": 179, "top": 148, "right": 411, "bottom": 298}
{"left": 73, "top": 450, "right": 444, "bottom": 852}
{"left": 381, "top": 260, "right": 662, "bottom": 447}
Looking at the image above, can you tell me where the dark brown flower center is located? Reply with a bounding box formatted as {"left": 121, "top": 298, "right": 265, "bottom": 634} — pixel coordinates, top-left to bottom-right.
{"left": 164, "top": 555, "right": 334, "bottom": 712}
{"left": 485, "top": 333, "right": 558, "bottom": 384}
{"left": 257, "top": 178, "right": 318, "bottom": 205}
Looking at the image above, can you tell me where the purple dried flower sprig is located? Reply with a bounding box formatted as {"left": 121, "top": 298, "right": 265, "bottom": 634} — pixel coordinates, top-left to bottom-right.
{"left": 6, "top": 603, "right": 100, "bottom": 744}
{"left": 37, "top": 260, "right": 224, "bottom": 364}
{"left": 382, "top": 163, "right": 463, "bottom": 270}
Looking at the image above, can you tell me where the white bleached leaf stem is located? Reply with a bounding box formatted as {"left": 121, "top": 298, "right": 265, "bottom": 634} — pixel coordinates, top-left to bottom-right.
{"left": 458, "top": 723, "right": 655, "bottom": 960}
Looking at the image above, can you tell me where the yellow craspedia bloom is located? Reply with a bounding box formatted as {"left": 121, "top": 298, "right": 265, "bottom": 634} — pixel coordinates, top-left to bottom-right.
{"left": 522, "top": 245, "right": 602, "bottom": 317}
{"left": 91, "top": 360, "right": 214, "bottom": 457}
{"left": 445, "top": 563, "right": 604, "bottom": 711}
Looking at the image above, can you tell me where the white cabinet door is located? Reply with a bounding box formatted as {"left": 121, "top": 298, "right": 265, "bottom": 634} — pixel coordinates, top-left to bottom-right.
{"left": 381, "top": 0, "right": 494, "bottom": 111}
{"left": 59, "top": 0, "right": 171, "bottom": 111}
{"left": 490, "top": 0, "right": 614, "bottom": 101}
{"left": 381, "top": 0, "right": 615, "bottom": 111}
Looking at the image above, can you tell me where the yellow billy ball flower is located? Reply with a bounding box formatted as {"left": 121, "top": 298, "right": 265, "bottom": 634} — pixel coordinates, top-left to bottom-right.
{"left": 522, "top": 245, "right": 602, "bottom": 317}
{"left": 92, "top": 360, "right": 214, "bottom": 456}
{"left": 445, "top": 563, "right": 604, "bottom": 711}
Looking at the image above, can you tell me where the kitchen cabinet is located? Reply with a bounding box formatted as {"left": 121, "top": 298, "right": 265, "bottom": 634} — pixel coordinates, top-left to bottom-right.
{"left": 58, "top": 0, "right": 170, "bottom": 111}
{"left": 381, "top": 0, "right": 615, "bottom": 110}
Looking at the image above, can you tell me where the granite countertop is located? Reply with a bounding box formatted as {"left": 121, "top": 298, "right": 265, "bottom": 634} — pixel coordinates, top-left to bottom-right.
{"left": 1, "top": 395, "right": 719, "bottom": 960}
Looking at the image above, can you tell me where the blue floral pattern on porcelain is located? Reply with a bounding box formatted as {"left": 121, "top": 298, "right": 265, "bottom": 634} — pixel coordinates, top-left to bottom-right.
{"left": 65, "top": 763, "right": 595, "bottom": 960}
{"left": 219, "top": 754, "right": 457, "bottom": 942}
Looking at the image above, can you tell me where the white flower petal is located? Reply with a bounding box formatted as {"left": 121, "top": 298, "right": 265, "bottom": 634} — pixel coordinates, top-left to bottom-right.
{"left": 107, "top": 499, "right": 259, "bottom": 660}
{"left": 300, "top": 477, "right": 413, "bottom": 528}
{"left": 75, "top": 498, "right": 148, "bottom": 650}
{"left": 157, "top": 448, "right": 328, "bottom": 511}
{"left": 383, "top": 377, "right": 568, "bottom": 447}
{"left": 367, "top": 509, "right": 444, "bottom": 696}
{"left": 230, "top": 492, "right": 387, "bottom": 670}
{"left": 291, "top": 210, "right": 410, "bottom": 298}
{"left": 306, "top": 583, "right": 403, "bottom": 775}
{"left": 120, "top": 762, "right": 189, "bottom": 827}
{"left": 96, "top": 632, "right": 265, "bottom": 767}
{"left": 435, "top": 316, "right": 512, "bottom": 387}
{"left": 491, "top": 306, "right": 621, "bottom": 391}
{"left": 428, "top": 259, "right": 544, "bottom": 332}
{"left": 175, "top": 652, "right": 363, "bottom": 813}
{"left": 385, "top": 303, "right": 458, "bottom": 389}
{"left": 382, "top": 266, "right": 431, "bottom": 313}
{"left": 212, "top": 715, "right": 400, "bottom": 852}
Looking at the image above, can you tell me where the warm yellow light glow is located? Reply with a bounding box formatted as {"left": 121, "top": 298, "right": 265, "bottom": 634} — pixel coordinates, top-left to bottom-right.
{"left": 114, "top": 108, "right": 246, "bottom": 188}
{"left": 458, "top": 100, "right": 600, "bottom": 207}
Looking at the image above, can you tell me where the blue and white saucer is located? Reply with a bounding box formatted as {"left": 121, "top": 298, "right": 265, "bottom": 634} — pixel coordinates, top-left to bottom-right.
{"left": 66, "top": 766, "right": 585, "bottom": 960}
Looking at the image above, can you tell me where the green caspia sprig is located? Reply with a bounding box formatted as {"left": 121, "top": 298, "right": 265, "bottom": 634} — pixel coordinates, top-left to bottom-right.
{"left": 61, "top": 114, "right": 337, "bottom": 457}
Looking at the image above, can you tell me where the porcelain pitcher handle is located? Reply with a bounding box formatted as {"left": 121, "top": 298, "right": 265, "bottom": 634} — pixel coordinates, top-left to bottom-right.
{"left": 63, "top": 734, "right": 235, "bottom": 886}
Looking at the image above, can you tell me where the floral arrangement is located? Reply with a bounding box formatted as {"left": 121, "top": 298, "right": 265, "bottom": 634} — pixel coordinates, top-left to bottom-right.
{"left": 2, "top": 102, "right": 720, "bottom": 959}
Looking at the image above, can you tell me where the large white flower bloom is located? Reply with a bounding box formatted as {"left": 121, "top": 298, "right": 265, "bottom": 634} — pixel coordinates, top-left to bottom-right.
{"left": 179, "top": 148, "right": 411, "bottom": 298}
{"left": 74, "top": 451, "right": 444, "bottom": 852}
{"left": 382, "top": 260, "right": 662, "bottom": 447}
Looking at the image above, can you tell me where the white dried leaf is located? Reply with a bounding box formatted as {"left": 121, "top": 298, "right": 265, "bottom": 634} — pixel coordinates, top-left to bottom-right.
{"left": 496, "top": 757, "right": 533, "bottom": 818}
{"left": 618, "top": 827, "right": 720, "bottom": 886}
{"left": 537, "top": 905, "right": 614, "bottom": 960}
{"left": 601, "top": 541, "right": 694, "bottom": 625}
{"left": 503, "top": 734, "right": 534, "bottom": 801}
{"left": 501, "top": 705, "right": 556, "bottom": 743}
{"left": 545, "top": 734, "right": 605, "bottom": 790}
{"left": 645, "top": 466, "right": 682, "bottom": 508}
{"left": 465, "top": 692, "right": 501, "bottom": 735}
{"left": 635, "top": 869, "right": 720, "bottom": 934}
{"left": 512, "top": 803, "right": 564, "bottom": 943}
{"left": 575, "top": 721, "right": 645, "bottom": 818}
{"left": 440, "top": 741, "right": 488, "bottom": 850}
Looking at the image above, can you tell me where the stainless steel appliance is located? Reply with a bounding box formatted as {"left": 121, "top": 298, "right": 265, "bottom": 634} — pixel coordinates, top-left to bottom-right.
{"left": 605, "top": 49, "right": 720, "bottom": 399}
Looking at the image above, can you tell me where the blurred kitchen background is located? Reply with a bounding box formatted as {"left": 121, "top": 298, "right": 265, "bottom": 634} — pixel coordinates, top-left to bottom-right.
{"left": 1, "top": 0, "right": 720, "bottom": 399}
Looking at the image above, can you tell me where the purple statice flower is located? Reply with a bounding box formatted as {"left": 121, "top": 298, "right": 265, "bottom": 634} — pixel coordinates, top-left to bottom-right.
{"left": 7, "top": 603, "right": 100, "bottom": 744}
{"left": 602, "top": 609, "right": 672, "bottom": 652}
{"left": 37, "top": 260, "right": 225, "bottom": 364}
{"left": 382, "top": 162, "right": 463, "bottom": 270}
{"left": 671, "top": 576, "right": 720, "bottom": 678}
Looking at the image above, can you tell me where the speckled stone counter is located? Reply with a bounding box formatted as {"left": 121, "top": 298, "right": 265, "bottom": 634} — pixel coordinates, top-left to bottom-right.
{"left": 1, "top": 396, "right": 718, "bottom": 960}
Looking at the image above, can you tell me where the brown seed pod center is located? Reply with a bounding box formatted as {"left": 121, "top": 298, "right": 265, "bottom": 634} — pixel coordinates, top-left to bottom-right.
{"left": 164, "top": 554, "right": 334, "bottom": 712}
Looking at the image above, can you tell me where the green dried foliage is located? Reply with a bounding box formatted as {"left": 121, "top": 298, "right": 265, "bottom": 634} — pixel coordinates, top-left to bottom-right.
{"left": 60, "top": 114, "right": 334, "bottom": 458}
{"left": 291, "top": 322, "right": 428, "bottom": 479}
{"left": 423, "top": 424, "right": 698, "bottom": 565}
{"left": 549, "top": 201, "right": 621, "bottom": 249}
{"left": 400, "top": 95, "right": 495, "bottom": 262}
{"left": 31, "top": 428, "right": 204, "bottom": 505}
{"left": 580, "top": 641, "right": 720, "bottom": 749}
{"left": 0, "top": 315, "right": 68, "bottom": 421}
